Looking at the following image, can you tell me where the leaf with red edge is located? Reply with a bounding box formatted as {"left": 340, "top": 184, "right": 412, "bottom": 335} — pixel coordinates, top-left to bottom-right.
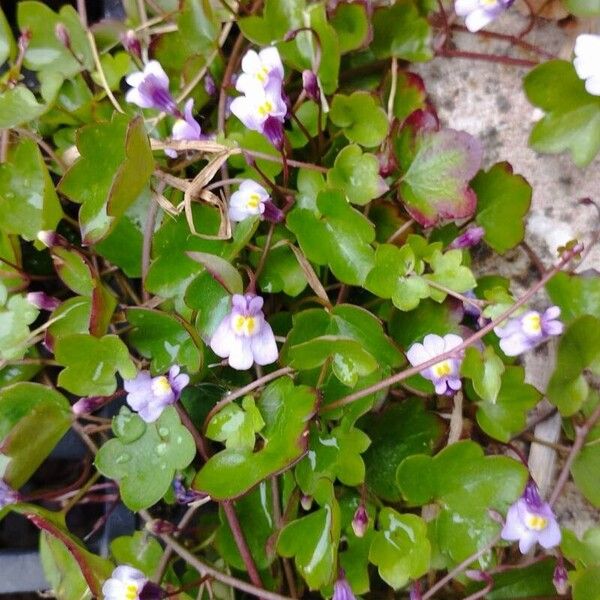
{"left": 399, "top": 128, "right": 483, "bottom": 227}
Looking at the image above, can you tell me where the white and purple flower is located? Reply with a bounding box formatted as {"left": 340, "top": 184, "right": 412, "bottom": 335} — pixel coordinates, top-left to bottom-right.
{"left": 124, "top": 365, "right": 189, "bottom": 423}
{"left": 125, "top": 60, "right": 179, "bottom": 115}
{"left": 406, "top": 334, "right": 464, "bottom": 395}
{"left": 209, "top": 294, "right": 278, "bottom": 370}
{"left": 455, "top": 0, "right": 514, "bottom": 32}
{"left": 0, "top": 480, "right": 20, "bottom": 509}
{"left": 501, "top": 481, "right": 561, "bottom": 554}
{"left": 165, "top": 99, "right": 203, "bottom": 158}
{"left": 573, "top": 34, "right": 600, "bottom": 97}
{"left": 230, "top": 77, "right": 287, "bottom": 148}
{"left": 494, "top": 306, "right": 563, "bottom": 357}
{"left": 236, "top": 47, "right": 284, "bottom": 95}
{"left": 333, "top": 572, "right": 356, "bottom": 600}
{"left": 228, "top": 180, "right": 283, "bottom": 223}
{"left": 102, "top": 566, "right": 164, "bottom": 600}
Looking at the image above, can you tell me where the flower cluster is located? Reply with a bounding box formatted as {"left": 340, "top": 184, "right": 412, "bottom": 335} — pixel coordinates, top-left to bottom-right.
{"left": 230, "top": 48, "right": 287, "bottom": 148}
{"left": 501, "top": 481, "right": 561, "bottom": 554}
{"left": 406, "top": 334, "right": 464, "bottom": 395}
{"left": 124, "top": 365, "right": 189, "bottom": 423}
{"left": 494, "top": 306, "right": 563, "bottom": 356}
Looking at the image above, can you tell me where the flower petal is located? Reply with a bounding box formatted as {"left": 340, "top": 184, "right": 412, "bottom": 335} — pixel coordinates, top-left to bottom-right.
{"left": 228, "top": 338, "right": 254, "bottom": 370}
{"left": 210, "top": 317, "right": 234, "bottom": 358}
{"left": 464, "top": 8, "right": 496, "bottom": 32}
{"left": 406, "top": 342, "right": 429, "bottom": 366}
{"left": 251, "top": 322, "right": 278, "bottom": 365}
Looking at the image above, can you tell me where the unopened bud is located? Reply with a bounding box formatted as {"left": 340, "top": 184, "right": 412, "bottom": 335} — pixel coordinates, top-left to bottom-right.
{"left": 332, "top": 572, "right": 355, "bottom": 600}
{"left": 27, "top": 291, "right": 61, "bottom": 312}
{"left": 351, "top": 505, "right": 368, "bottom": 538}
{"left": 55, "top": 23, "right": 71, "bottom": 49}
{"left": 553, "top": 563, "right": 569, "bottom": 595}
{"left": 37, "top": 230, "right": 65, "bottom": 248}
{"left": 300, "top": 494, "right": 313, "bottom": 511}
{"left": 302, "top": 70, "right": 320, "bottom": 103}
{"left": 173, "top": 477, "right": 208, "bottom": 505}
{"left": 72, "top": 396, "right": 107, "bottom": 416}
{"left": 146, "top": 519, "right": 176, "bottom": 535}
{"left": 466, "top": 569, "right": 491, "bottom": 583}
{"left": 120, "top": 29, "right": 141, "bottom": 59}
{"left": 18, "top": 29, "right": 32, "bottom": 53}
{"left": 204, "top": 73, "right": 217, "bottom": 96}
{"left": 262, "top": 200, "right": 284, "bottom": 224}
{"left": 449, "top": 226, "right": 485, "bottom": 250}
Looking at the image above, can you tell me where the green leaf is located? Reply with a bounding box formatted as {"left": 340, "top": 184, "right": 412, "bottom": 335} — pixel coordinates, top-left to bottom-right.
{"left": 0, "top": 138, "right": 63, "bottom": 240}
{"left": 238, "top": 0, "right": 305, "bottom": 44}
{"left": 398, "top": 441, "right": 528, "bottom": 566}
{"left": 18, "top": 1, "right": 93, "bottom": 77}
{"left": 546, "top": 271, "right": 600, "bottom": 323}
{"left": 187, "top": 251, "right": 243, "bottom": 295}
{"left": 524, "top": 60, "right": 600, "bottom": 167}
{"left": 372, "top": 1, "right": 432, "bottom": 62}
{"left": 206, "top": 396, "right": 265, "bottom": 451}
{"left": 91, "top": 52, "right": 132, "bottom": 90}
{"left": 562, "top": 526, "right": 600, "bottom": 568}
{"left": 0, "top": 383, "right": 71, "bottom": 488}
{"left": 329, "top": 94, "right": 389, "bottom": 148}
{"left": 58, "top": 114, "right": 154, "bottom": 244}
{"left": 177, "top": 0, "right": 219, "bottom": 54}
{"left": 0, "top": 291, "right": 39, "bottom": 360}
{"left": 572, "top": 438, "right": 600, "bottom": 507}
{"left": 393, "top": 71, "right": 427, "bottom": 120}
{"left": 52, "top": 248, "right": 95, "bottom": 296}
{"left": 277, "top": 497, "right": 340, "bottom": 590}
{"left": 472, "top": 366, "right": 541, "bottom": 443}
{"left": 369, "top": 508, "right": 431, "bottom": 589}
{"left": 425, "top": 248, "right": 477, "bottom": 297}
{"left": 94, "top": 213, "right": 144, "bottom": 278}
{"left": 193, "top": 378, "right": 317, "bottom": 500}
{"left": 547, "top": 315, "right": 600, "bottom": 415}
{"left": 0, "top": 86, "right": 49, "bottom": 128}
{"left": 55, "top": 334, "right": 136, "bottom": 396}
{"left": 327, "top": 144, "right": 387, "bottom": 205}
{"left": 46, "top": 297, "right": 92, "bottom": 349}
{"left": 286, "top": 189, "right": 375, "bottom": 286}
{"left": 359, "top": 399, "right": 445, "bottom": 502}
{"left": 216, "top": 481, "right": 276, "bottom": 571}
{"left": 0, "top": 7, "right": 15, "bottom": 65}
{"left": 329, "top": 2, "right": 370, "bottom": 53}
{"left": 110, "top": 532, "right": 163, "bottom": 576}
{"left": 564, "top": 0, "right": 600, "bottom": 15}
{"left": 127, "top": 308, "right": 203, "bottom": 375}
{"left": 95, "top": 406, "right": 196, "bottom": 511}
{"left": 399, "top": 129, "right": 483, "bottom": 227}
{"left": 573, "top": 566, "right": 600, "bottom": 600}
{"left": 473, "top": 162, "right": 532, "bottom": 253}
{"left": 461, "top": 346, "right": 505, "bottom": 404}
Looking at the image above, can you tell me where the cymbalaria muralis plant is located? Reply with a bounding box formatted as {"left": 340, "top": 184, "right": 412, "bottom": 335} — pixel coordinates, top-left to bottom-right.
{"left": 1, "top": 1, "right": 600, "bottom": 599}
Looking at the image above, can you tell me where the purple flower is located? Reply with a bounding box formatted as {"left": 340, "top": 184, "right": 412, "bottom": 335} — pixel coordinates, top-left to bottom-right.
{"left": 230, "top": 77, "right": 287, "bottom": 148}
{"left": 553, "top": 562, "right": 569, "bottom": 595}
{"left": 173, "top": 477, "right": 209, "bottom": 505}
{"left": 574, "top": 34, "right": 600, "bottom": 96}
{"left": 26, "top": 291, "right": 61, "bottom": 312}
{"left": 72, "top": 395, "right": 108, "bottom": 416}
{"left": 209, "top": 294, "right": 278, "bottom": 370}
{"left": 165, "top": 99, "right": 203, "bottom": 158}
{"left": 125, "top": 60, "right": 179, "bottom": 115}
{"left": 124, "top": 365, "right": 189, "bottom": 423}
{"left": 236, "top": 47, "right": 284, "bottom": 95}
{"left": 494, "top": 306, "right": 563, "bottom": 357}
{"left": 406, "top": 334, "right": 463, "bottom": 395}
{"left": 351, "top": 504, "right": 369, "bottom": 538}
{"left": 455, "top": 0, "right": 514, "bottom": 32}
{"left": 333, "top": 573, "right": 356, "bottom": 600}
{"left": 302, "top": 69, "right": 320, "bottom": 103}
{"left": 228, "top": 180, "right": 283, "bottom": 224}
{"left": 0, "top": 480, "right": 20, "bottom": 509}
{"left": 449, "top": 226, "right": 485, "bottom": 249}
{"left": 501, "top": 481, "right": 561, "bottom": 554}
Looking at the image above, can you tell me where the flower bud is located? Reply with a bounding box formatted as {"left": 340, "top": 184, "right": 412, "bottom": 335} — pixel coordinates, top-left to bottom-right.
{"left": 120, "top": 29, "right": 141, "bottom": 59}
{"left": 27, "top": 291, "right": 61, "bottom": 312}
{"left": 72, "top": 396, "right": 107, "bottom": 416}
{"left": 332, "top": 572, "right": 356, "bottom": 600}
{"left": 0, "top": 480, "right": 20, "bottom": 509}
{"left": 55, "top": 23, "right": 71, "bottom": 49}
{"left": 300, "top": 494, "right": 313, "bottom": 511}
{"left": 145, "top": 519, "right": 176, "bottom": 535}
{"left": 553, "top": 563, "right": 569, "bottom": 595}
{"left": 37, "top": 230, "right": 67, "bottom": 248}
{"left": 351, "top": 505, "right": 368, "bottom": 538}
{"left": 449, "top": 226, "right": 485, "bottom": 249}
{"left": 302, "top": 70, "right": 320, "bottom": 103}
{"left": 204, "top": 73, "right": 217, "bottom": 96}
{"left": 139, "top": 581, "right": 167, "bottom": 600}
{"left": 18, "top": 29, "right": 32, "bottom": 54}
{"left": 262, "top": 200, "right": 284, "bottom": 224}
{"left": 173, "top": 477, "right": 209, "bottom": 505}
{"left": 465, "top": 569, "right": 488, "bottom": 582}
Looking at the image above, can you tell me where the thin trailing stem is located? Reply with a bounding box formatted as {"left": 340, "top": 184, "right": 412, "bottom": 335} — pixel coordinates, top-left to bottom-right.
{"left": 87, "top": 31, "right": 124, "bottom": 113}
{"left": 437, "top": 47, "right": 538, "bottom": 68}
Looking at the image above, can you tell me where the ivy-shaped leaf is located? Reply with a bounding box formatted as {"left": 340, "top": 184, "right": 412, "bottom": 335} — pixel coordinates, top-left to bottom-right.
{"left": 110, "top": 532, "right": 163, "bottom": 577}
{"left": 329, "top": 2, "right": 371, "bottom": 53}
{"left": 329, "top": 93, "right": 389, "bottom": 148}
{"left": 58, "top": 114, "right": 154, "bottom": 244}
{"left": 95, "top": 407, "right": 196, "bottom": 511}
{"left": 286, "top": 189, "right": 375, "bottom": 286}
{"left": 0, "top": 290, "right": 39, "bottom": 361}
{"left": 193, "top": 378, "right": 317, "bottom": 500}
{"left": 55, "top": 334, "right": 136, "bottom": 396}
{"left": 0, "top": 138, "right": 63, "bottom": 240}
{"left": 461, "top": 346, "right": 505, "bottom": 405}
{"left": 369, "top": 508, "right": 431, "bottom": 590}
{"left": 546, "top": 271, "right": 600, "bottom": 323}
{"left": 206, "top": 396, "right": 265, "bottom": 451}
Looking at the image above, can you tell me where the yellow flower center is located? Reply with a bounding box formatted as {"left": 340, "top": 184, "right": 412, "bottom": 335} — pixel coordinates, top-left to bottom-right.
{"left": 151, "top": 376, "right": 172, "bottom": 395}
{"left": 258, "top": 100, "right": 273, "bottom": 117}
{"left": 246, "top": 193, "right": 261, "bottom": 210}
{"left": 125, "top": 583, "right": 139, "bottom": 600}
{"left": 523, "top": 313, "right": 542, "bottom": 335}
{"left": 433, "top": 360, "right": 452, "bottom": 378}
{"left": 480, "top": 0, "right": 498, "bottom": 6}
{"left": 256, "top": 66, "right": 270, "bottom": 83}
{"left": 525, "top": 513, "right": 548, "bottom": 531}
{"left": 233, "top": 315, "right": 257, "bottom": 337}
